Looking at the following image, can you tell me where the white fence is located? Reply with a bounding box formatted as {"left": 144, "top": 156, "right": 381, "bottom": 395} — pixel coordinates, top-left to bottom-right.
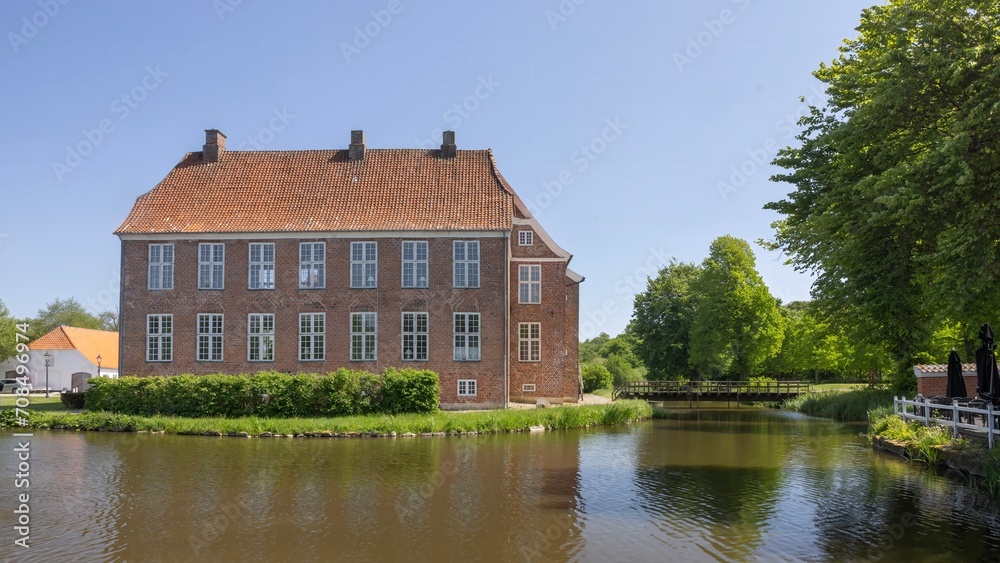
{"left": 894, "top": 396, "right": 1000, "bottom": 449}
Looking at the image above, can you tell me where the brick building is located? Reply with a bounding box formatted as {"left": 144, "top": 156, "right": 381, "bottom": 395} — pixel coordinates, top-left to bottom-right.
{"left": 114, "top": 129, "right": 584, "bottom": 408}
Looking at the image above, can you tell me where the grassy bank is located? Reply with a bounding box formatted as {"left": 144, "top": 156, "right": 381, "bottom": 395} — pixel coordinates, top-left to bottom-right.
{"left": 868, "top": 406, "right": 1000, "bottom": 495}
{"left": 783, "top": 388, "right": 893, "bottom": 421}
{"left": 0, "top": 396, "right": 70, "bottom": 412}
{"left": 0, "top": 400, "right": 652, "bottom": 437}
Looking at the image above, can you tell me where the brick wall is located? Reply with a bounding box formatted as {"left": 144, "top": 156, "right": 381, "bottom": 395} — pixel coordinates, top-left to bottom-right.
{"left": 916, "top": 374, "right": 979, "bottom": 398}
{"left": 121, "top": 236, "right": 509, "bottom": 405}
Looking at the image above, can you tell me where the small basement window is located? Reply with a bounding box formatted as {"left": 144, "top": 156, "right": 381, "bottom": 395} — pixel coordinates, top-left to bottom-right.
{"left": 522, "top": 384, "right": 536, "bottom": 393}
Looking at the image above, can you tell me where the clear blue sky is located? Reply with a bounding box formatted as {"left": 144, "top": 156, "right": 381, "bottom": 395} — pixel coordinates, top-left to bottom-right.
{"left": 0, "top": 0, "right": 876, "bottom": 338}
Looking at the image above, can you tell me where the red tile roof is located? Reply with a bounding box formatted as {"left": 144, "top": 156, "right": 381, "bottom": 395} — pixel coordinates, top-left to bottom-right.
{"left": 29, "top": 326, "right": 119, "bottom": 369}
{"left": 115, "top": 149, "right": 516, "bottom": 234}
{"left": 913, "top": 364, "right": 976, "bottom": 373}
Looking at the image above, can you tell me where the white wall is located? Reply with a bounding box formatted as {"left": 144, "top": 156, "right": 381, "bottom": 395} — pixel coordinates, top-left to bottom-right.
{"left": 0, "top": 350, "right": 119, "bottom": 392}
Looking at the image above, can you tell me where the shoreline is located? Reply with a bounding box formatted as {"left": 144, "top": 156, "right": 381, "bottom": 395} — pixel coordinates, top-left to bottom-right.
{"left": 0, "top": 400, "right": 653, "bottom": 439}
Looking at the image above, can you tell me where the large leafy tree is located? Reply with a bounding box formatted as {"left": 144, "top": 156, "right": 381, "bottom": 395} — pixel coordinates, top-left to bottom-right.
{"left": 30, "top": 297, "right": 103, "bottom": 339}
{"left": 0, "top": 299, "right": 18, "bottom": 361}
{"left": 689, "top": 236, "right": 785, "bottom": 379}
{"left": 629, "top": 261, "right": 702, "bottom": 380}
{"left": 766, "top": 0, "right": 1000, "bottom": 381}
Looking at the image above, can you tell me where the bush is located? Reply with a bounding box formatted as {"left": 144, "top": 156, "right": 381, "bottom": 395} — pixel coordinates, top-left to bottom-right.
{"left": 85, "top": 369, "right": 441, "bottom": 418}
{"left": 605, "top": 354, "right": 638, "bottom": 387}
{"left": 784, "top": 388, "right": 893, "bottom": 421}
{"left": 581, "top": 363, "right": 613, "bottom": 393}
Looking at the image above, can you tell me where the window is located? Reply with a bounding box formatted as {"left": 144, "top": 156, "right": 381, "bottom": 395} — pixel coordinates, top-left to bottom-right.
{"left": 148, "top": 244, "right": 174, "bottom": 290}
{"left": 518, "top": 230, "right": 534, "bottom": 246}
{"left": 146, "top": 314, "right": 172, "bottom": 362}
{"left": 351, "top": 312, "right": 377, "bottom": 361}
{"left": 519, "top": 265, "right": 541, "bottom": 304}
{"left": 299, "top": 313, "right": 325, "bottom": 361}
{"left": 453, "top": 241, "right": 480, "bottom": 288}
{"left": 402, "top": 312, "right": 428, "bottom": 361}
{"left": 248, "top": 313, "right": 275, "bottom": 362}
{"left": 197, "top": 314, "right": 224, "bottom": 362}
{"left": 198, "top": 243, "right": 225, "bottom": 289}
{"left": 299, "top": 242, "right": 326, "bottom": 289}
{"left": 458, "top": 379, "right": 477, "bottom": 397}
{"left": 249, "top": 243, "right": 275, "bottom": 290}
{"left": 522, "top": 384, "right": 536, "bottom": 393}
{"left": 351, "top": 242, "right": 378, "bottom": 288}
{"left": 519, "top": 322, "right": 541, "bottom": 362}
{"left": 401, "top": 241, "right": 428, "bottom": 288}
{"left": 453, "top": 313, "right": 481, "bottom": 361}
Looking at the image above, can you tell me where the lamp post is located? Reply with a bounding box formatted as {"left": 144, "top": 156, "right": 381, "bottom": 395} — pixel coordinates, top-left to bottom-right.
{"left": 97, "top": 354, "right": 102, "bottom": 378}
{"left": 43, "top": 352, "right": 52, "bottom": 398}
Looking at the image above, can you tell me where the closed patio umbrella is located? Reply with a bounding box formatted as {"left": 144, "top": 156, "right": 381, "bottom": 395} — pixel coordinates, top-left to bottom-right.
{"left": 976, "top": 323, "right": 1000, "bottom": 403}
{"left": 946, "top": 349, "right": 967, "bottom": 399}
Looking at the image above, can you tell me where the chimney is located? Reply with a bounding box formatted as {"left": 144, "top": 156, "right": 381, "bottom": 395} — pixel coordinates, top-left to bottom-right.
{"left": 441, "top": 130, "right": 456, "bottom": 158}
{"left": 349, "top": 130, "right": 366, "bottom": 161}
{"left": 203, "top": 129, "right": 226, "bottom": 163}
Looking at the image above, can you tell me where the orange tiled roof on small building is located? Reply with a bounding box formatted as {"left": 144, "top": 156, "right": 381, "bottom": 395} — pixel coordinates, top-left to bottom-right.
{"left": 30, "top": 326, "right": 119, "bottom": 369}
{"left": 913, "top": 363, "right": 977, "bottom": 373}
{"left": 115, "top": 141, "right": 516, "bottom": 234}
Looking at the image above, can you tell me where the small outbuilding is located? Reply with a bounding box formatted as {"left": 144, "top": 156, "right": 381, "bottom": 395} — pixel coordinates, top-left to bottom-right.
{"left": 0, "top": 326, "right": 119, "bottom": 392}
{"left": 913, "top": 363, "right": 977, "bottom": 398}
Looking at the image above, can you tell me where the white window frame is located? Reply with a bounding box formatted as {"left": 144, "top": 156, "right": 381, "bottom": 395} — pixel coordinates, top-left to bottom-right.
{"left": 299, "top": 313, "right": 325, "bottom": 361}
{"left": 198, "top": 243, "right": 225, "bottom": 290}
{"left": 401, "top": 312, "right": 428, "bottom": 361}
{"left": 351, "top": 242, "right": 378, "bottom": 288}
{"left": 148, "top": 243, "right": 174, "bottom": 290}
{"left": 146, "top": 314, "right": 173, "bottom": 362}
{"left": 518, "top": 230, "right": 534, "bottom": 246}
{"left": 248, "top": 242, "right": 276, "bottom": 290}
{"left": 351, "top": 312, "right": 377, "bottom": 361}
{"left": 453, "top": 240, "right": 480, "bottom": 288}
{"left": 299, "top": 242, "right": 326, "bottom": 289}
{"left": 519, "top": 264, "right": 541, "bottom": 304}
{"left": 196, "top": 313, "right": 224, "bottom": 362}
{"left": 248, "top": 313, "right": 275, "bottom": 362}
{"left": 453, "top": 313, "right": 481, "bottom": 361}
{"left": 519, "top": 322, "right": 541, "bottom": 362}
{"left": 522, "top": 384, "right": 536, "bottom": 393}
{"left": 401, "top": 241, "right": 429, "bottom": 288}
{"left": 458, "top": 379, "right": 477, "bottom": 397}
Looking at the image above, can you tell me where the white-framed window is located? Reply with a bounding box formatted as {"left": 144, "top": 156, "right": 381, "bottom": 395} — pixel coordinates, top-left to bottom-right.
{"left": 248, "top": 313, "right": 275, "bottom": 362}
{"left": 458, "top": 379, "right": 477, "bottom": 397}
{"left": 351, "top": 242, "right": 378, "bottom": 288}
{"left": 351, "top": 312, "right": 377, "bottom": 361}
{"left": 197, "top": 313, "right": 224, "bottom": 362}
{"left": 299, "top": 242, "right": 326, "bottom": 289}
{"left": 453, "top": 241, "right": 480, "bottom": 288}
{"left": 249, "top": 243, "right": 275, "bottom": 290}
{"left": 299, "top": 313, "right": 325, "bottom": 361}
{"left": 522, "top": 384, "right": 536, "bottom": 393}
{"left": 146, "top": 314, "right": 173, "bottom": 362}
{"left": 148, "top": 243, "right": 174, "bottom": 290}
{"left": 401, "top": 241, "right": 428, "bottom": 288}
{"left": 198, "top": 243, "right": 225, "bottom": 289}
{"left": 453, "top": 313, "right": 481, "bottom": 361}
{"left": 519, "top": 322, "right": 541, "bottom": 362}
{"left": 518, "top": 230, "right": 534, "bottom": 246}
{"left": 519, "top": 264, "right": 541, "bottom": 304}
{"left": 402, "top": 312, "right": 428, "bottom": 361}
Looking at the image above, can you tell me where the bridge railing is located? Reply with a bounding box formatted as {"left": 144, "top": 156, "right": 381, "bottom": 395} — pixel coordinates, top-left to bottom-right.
{"left": 612, "top": 380, "right": 812, "bottom": 400}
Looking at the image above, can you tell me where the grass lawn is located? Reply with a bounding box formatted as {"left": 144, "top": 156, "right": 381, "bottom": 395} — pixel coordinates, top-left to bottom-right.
{"left": 0, "top": 400, "right": 653, "bottom": 436}
{"left": 590, "top": 388, "right": 614, "bottom": 398}
{"left": 0, "top": 395, "right": 69, "bottom": 412}
{"left": 808, "top": 383, "right": 867, "bottom": 393}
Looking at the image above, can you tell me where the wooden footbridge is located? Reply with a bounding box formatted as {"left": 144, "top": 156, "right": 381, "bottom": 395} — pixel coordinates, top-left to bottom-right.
{"left": 613, "top": 380, "right": 811, "bottom": 405}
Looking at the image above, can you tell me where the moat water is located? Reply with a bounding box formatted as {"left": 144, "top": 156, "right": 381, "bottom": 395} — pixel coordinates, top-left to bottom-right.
{"left": 1, "top": 409, "right": 999, "bottom": 562}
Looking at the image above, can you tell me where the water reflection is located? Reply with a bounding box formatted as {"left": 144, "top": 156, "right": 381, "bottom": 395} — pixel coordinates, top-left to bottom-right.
{"left": 0, "top": 410, "right": 998, "bottom": 562}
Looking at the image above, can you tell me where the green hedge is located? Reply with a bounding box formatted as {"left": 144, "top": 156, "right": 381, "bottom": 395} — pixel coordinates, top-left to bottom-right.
{"left": 84, "top": 369, "right": 440, "bottom": 417}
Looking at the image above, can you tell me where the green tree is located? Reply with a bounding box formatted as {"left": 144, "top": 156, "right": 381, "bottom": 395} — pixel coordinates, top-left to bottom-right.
{"left": 30, "top": 297, "right": 103, "bottom": 339}
{"left": 629, "top": 261, "right": 702, "bottom": 380}
{"left": 581, "top": 363, "right": 613, "bottom": 393}
{"left": 0, "top": 299, "right": 18, "bottom": 361}
{"left": 579, "top": 332, "right": 611, "bottom": 364}
{"left": 604, "top": 353, "right": 635, "bottom": 388}
{"left": 765, "top": 0, "right": 1000, "bottom": 385}
{"left": 598, "top": 333, "right": 641, "bottom": 368}
{"left": 689, "top": 236, "right": 785, "bottom": 379}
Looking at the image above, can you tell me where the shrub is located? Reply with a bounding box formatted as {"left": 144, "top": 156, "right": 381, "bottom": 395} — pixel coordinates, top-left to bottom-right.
{"left": 60, "top": 392, "right": 86, "bottom": 409}
{"left": 85, "top": 369, "right": 440, "bottom": 418}
{"left": 581, "top": 363, "right": 613, "bottom": 393}
{"left": 783, "top": 388, "right": 893, "bottom": 421}
{"left": 605, "top": 354, "right": 638, "bottom": 387}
